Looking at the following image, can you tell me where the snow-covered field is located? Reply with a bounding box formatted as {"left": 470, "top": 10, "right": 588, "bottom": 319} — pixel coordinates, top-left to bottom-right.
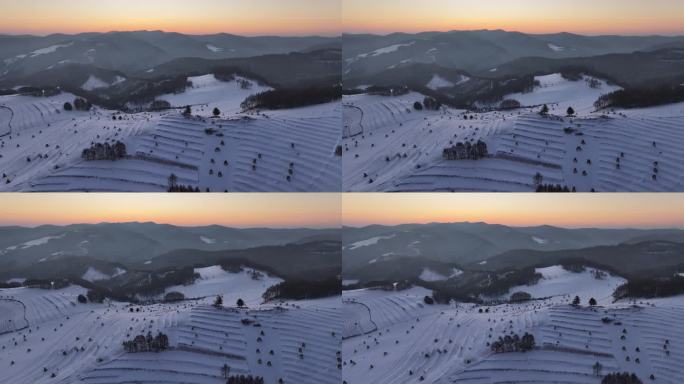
{"left": 0, "top": 74, "right": 341, "bottom": 192}
{"left": 342, "top": 268, "right": 684, "bottom": 384}
{"left": 343, "top": 73, "right": 684, "bottom": 191}
{"left": 0, "top": 270, "right": 341, "bottom": 384}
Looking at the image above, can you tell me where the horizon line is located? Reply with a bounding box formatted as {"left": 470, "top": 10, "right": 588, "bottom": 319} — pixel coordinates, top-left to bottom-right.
{"left": 342, "top": 28, "right": 684, "bottom": 38}
{"left": 342, "top": 220, "right": 684, "bottom": 231}
{"left": 0, "top": 29, "right": 342, "bottom": 38}
{"left": 0, "top": 221, "right": 339, "bottom": 230}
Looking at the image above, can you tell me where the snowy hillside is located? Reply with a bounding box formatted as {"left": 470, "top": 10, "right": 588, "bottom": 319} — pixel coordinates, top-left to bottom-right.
{"left": 343, "top": 74, "right": 684, "bottom": 192}
{"left": 0, "top": 279, "right": 341, "bottom": 384}
{"left": 342, "top": 281, "right": 684, "bottom": 384}
{"left": 0, "top": 76, "right": 341, "bottom": 192}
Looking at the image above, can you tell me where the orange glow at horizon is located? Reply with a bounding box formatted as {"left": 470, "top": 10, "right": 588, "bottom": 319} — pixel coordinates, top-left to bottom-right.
{"left": 0, "top": 0, "right": 341, "bottom": 36}
{"left": 343, "top": 0, "right": 684, "bottom": 35}
{"left": 343, "top": 194, "right": 684, "bottom": 229}
{"left": 0, "top": 194, "right": 340, "bottom": 228}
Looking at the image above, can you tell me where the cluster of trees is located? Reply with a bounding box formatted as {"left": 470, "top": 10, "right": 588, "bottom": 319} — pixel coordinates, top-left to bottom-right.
{"left": 23, "top": 279, "right": 70, "bottom": 290}
{"left": 149, "top": 100, "right": 171, "bottom": 111}
{"left": 490, "top": 332, "right": 535, "bottom": 353}
{"left": 442, "top": 140, "right": 488, "bottom": 160}
{"left": 226, "top": 375, "right": 265, "bottom": 384}
{"left": 167, "top": 174, "right": 200, "bottom": 192}
{"left": 241, "top": 85, "right": 341, "bottom": 110}
{"left": 595, "top": 85, "right": 684, "bottom": 110}
{"left": 262, "top": 277, "right": 341, "bottom": 301}
{"left": 601, "top": 372, "right": 643, "bottom": 384}
{"left": 164, "top": 291, "right": 185, "bottom": 302}
{"left": 535, "top": 184, "right": 572, "bottom": 192}
{"left": 571, "top": 295, "right": 598, "bottom": 307}
{"left": 64, "top": 98, "right": 93, "bottom": 112}
{"left": 423, "top": 97, "right": 442, "bottom": 111}
{"left": 614, "top": 275, "right": 684, "bottom": 299}
{"left": 213, "top": 295, "right": 245, "bottom": 308}
{"left": 510, "top": 291, "right": 532, "bottom": 302}
{"left": 81, "top": 141, "right": 127, "bottom": 161}
{"left": 122, "top": 332, "right": 169, "bottom": 353}
{"left": 128, "top": 76, "right": 190, "bottom": 105}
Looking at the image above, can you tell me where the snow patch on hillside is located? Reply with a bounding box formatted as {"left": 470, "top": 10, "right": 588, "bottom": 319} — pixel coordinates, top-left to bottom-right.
{"left": 28, "top": 42, "right": 73, "bottom": 57}
{"left": 200, "top": 236, "right": 216, "bottom": 244}
{"left": 164, "top": 266, "right": 282, "bottom": 307}
{"left": 346, "top": 234, "right": 396, "bottom": 250}
{"left": 206, "top": 44, "right": 223, "bottom": 53}
{"left": 505, "top": 265, "right": 625, "bottom": 305}
{"left": 532, "top": 236, "right": 548, "bottom": 244}
{"left": 82, "top": 267, "right": 126, "bottom": 282}
{"left": 548, "top": 43, "right": 565, "bottom": 52}
{"left": 427, "top": 75, "right": 454, "bottom": 90}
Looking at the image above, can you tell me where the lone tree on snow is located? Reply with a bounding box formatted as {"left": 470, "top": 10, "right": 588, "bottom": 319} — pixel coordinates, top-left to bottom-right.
{"left": 183, "top": 105, "right": 192, "bottom": 116}
{"left": 213, "top": 107, "right": 221, "bottom": 117}
{"left": 221, "top": 364, "right": 231, "bottom": 379}
{"left": 540, "top": 104, "right": 549, "bottom": 115}
{"left": 213, "top": 295, "right": 223, "bottom": 308}
{"left": 533, "top": 172, "right": 544, "bottom": 187}
{"left": 413, "top": 101, "right": 423, "bottom": 111}
{"left": 63, "top": 102, "right": 73, "bottom": 111}
{"left": 567, "top": 107, "right": 575, "bottom": 116}
{"left": 589, "top": 298, "right": 597, "bottom": 306}
{"left": 572, "top": 295, "right": 581, "bottom": 306}
{"left": 236, "top": 298, "right": 245, "bottom": 308}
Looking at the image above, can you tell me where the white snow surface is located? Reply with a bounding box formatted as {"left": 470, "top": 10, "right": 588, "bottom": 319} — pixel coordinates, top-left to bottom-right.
{"left": 82, "top": 267, "right": 126, "bottom": 282}
{"left": 0, "top": 283, "right": 341, "bottom": 384}
{"left": 343, "top": 283, "right": 684, "bottom": 384}
{"left": 163, "top": 266, "right": 283, "bottom": 307}
{"left": 343, "top": 77, "right": 684, "bottom": 192}
{"left": 346, "top": 234, "right": 396, "bottom": 250}
{"left": 504, "top": 265, "right": 625, "bottom": 305}
{"left": 81, "top": 75, "right": 109, "bottom": 91}
{"left": 0, "top": 78, "right": 341, "bottom": 192}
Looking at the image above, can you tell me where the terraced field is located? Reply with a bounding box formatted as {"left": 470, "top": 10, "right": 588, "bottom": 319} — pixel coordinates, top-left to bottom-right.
{"left": 343, "top": 75, "right": 684, "bottom": 192}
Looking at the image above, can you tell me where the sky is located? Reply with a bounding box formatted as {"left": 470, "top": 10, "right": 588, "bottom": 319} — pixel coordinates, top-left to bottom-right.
{"left": 0, "top": 0, "right": 341, "bottom": 36}
{"left": 343, "top": 194, "right": 684, "bottom": 229}
{"left": 343, "top": 0, "right": 684, "bottom": 35}
{"left": 0, "top": 193, "right": 341, "bottom": 228}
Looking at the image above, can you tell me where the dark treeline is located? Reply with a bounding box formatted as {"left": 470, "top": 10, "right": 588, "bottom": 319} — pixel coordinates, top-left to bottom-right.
{"left": 241, "top": 84, "right": 342, "bottom": 110}
{"left": 490, "top": 332, "right": 535, "bottom": 353}
{"left": 262, "top": 276, "right": 341, "bottom": 301}
{"left": 427, "top": 267, "right": 542, "bottom": 304}
{"left": 614, "top": 275, "right": 684, "bottom": 300}
{"left": 226, "top": 375, "right": 265, "bottom": 384}
{"left": 601, "top": 372, "right": 643, "bottom": 384}
{"left": 81, "top": 141, "right": 127, "bottom": 161}
{"left": 122, "top": 331, "right": 169, "bottom": 353}
{"left": 595, "top": 85, "right": 684, "bottom": 110}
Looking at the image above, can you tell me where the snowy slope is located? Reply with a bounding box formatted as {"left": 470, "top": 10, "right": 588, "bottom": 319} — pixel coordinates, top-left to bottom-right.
{"left": 0, "top": 76, "right": 341, "bottom": 192}
{"left": 0, "top": 280, "right": 341, "bottom": 384}
{"left": 342, "top": 75, "right": 684, "bottom": 192}
{"left": 342, "top": 284, "right": 684, "bottom": 384}
{"left": 163, "top": 266, "right": 283, "bottom": 307}
{"left": 503, "top": 266, "right": 626, "bottom": 305}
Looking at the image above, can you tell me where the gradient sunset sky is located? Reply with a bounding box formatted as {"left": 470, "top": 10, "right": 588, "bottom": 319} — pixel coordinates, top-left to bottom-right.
{"left": 344, "top": 0, "right": 684, "bottom": 35}
{"left": 0, "top": 0, "right": 340, "bottom": 36}
{"left": 343, "top": 194, "right": 684, "bottom": 229}
{"left": 0, "top": 194, "right": 340, "bottom": 228}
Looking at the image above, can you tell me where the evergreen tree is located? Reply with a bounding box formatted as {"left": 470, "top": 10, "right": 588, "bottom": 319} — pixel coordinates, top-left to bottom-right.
{"left": 213, "top": 107, "right": 221, "bottom": 117}
{"left": 589, "top": 297, "right": 597, "bottom": 306}
{"left": 236, "top": 298, "right": 245, "bottom": 308}
{"left": 572, "top": 295, "right": 581, "bottom": 306}
{"left": 540, "top": 104, "right": 549, "bottom": 115}
{"left": 213, "top": 295, "right": 223, "bottom": 308}
{"left": 567, "top": 106, "right": 575, "bottom": 116}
